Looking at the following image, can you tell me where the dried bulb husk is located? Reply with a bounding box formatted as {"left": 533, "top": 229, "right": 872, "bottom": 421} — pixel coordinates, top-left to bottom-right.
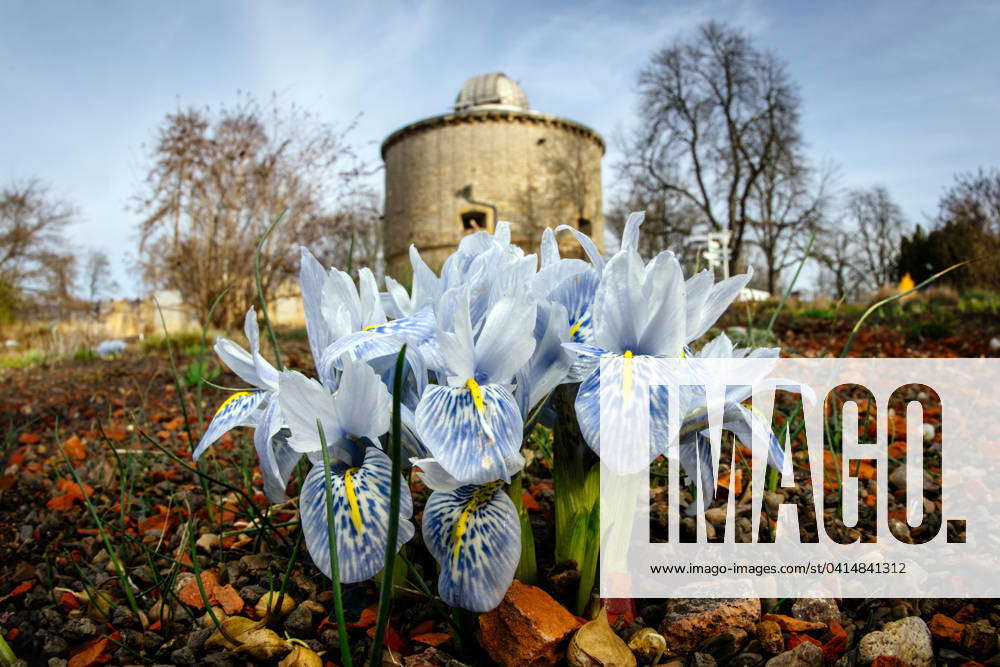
{"left": 567, "top": 607, "right": 637, "bottom": 667}
{"left": 627, "top": 627, "right": 667, "bottom": 664}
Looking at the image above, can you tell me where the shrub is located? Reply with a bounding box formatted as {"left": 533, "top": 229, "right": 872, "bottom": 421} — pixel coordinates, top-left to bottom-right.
{"left": 73, "top": 347, "right": 98, "bottom": 362}
{"left": 140, "top": 330, "right": 206, "bottom": 353}
{"left": 798, "top": 307, "right": 836, "bottom": 320}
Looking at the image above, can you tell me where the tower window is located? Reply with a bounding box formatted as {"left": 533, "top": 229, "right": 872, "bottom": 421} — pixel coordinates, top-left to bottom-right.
{"left": 461, "top": 210, "right": 487, "bottom": 232}
{"left": 577, "top": 217, "right": 592, "bottom": 235}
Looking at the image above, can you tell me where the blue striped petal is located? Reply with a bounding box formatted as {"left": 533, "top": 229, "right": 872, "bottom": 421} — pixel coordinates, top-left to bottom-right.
{"left": 574, "top": 359, "right": 669, "bottom": 466}
{"left": 193, "top": 391, "right": 267, "bottom": 460}
{"left": 415, "top": 383, "right": 522, "bottom": 484}
{"left": 300, "top": 447, "right": 414, "bottom": 584}
{"left": 254, "top": 398, "right": 284, "bottom": 500}
{"left": 262, "top": 427, "right": 300, "bottom": 503}
{"left": 422, "top": 482, "right": 520, "bottom": 612}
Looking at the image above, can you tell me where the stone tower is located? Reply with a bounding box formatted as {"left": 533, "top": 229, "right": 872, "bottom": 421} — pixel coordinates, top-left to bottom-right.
{"left": 381, "top": 72, "right": 604, "bottom": 277}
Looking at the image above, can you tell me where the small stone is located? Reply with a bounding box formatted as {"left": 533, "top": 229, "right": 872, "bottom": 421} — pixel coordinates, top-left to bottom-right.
{"left": 239, "top": 554, "right": 268, "bottom": 575}
{"left": 858, "top": 616, "right": 933, "bottom": 667}
{"left": 697, "top": 627, "right": 749, "bottom": 661}
{"left": 937, "top": 648, "right": 970, "bottom": 662}
{"left": 47, "top": 659, "right": 67, "bottom": 667}
{"left": 170, "top": 646, "right": 198, "bottom": 665}
{"left": 922, "top": 423, "right": 935, "bottom": 442}
{"left": 42, "top": 634, "right": 68, "bottom": 656}
{"left": 202, "top": 651, "right": 244, "bottom": 667}
{"left": 765, "top": 641, "right": 822, "bottom": 666}
{"left": 887, "top": 518, "right": 911, "bottom": 542}
{"left": 238, "top": 584, "right": 266, "bottom": 604}
{"left": 477, "top": 580, "right": 581, "bottom": 667}
{"left": 284, "top": 604, "right": 314, "bottom": 637}
{"left": 763, "top": 492, "right": 785, "bottom": 514}
{"left": 962, "top": 619, "right": 997, "bottom": 657}
{"left": 756, "top": 620, "right": 784, "bottom": 654}
{"left": 730, "top": 653, "right": 765, "bottom": 667}
{"left": 658, "top": 598, "right": 761, "bottom": 655}
{"left": 689, "top": 653, "right": 717, "bottom": 667}
{"left": 196, "top": 532, "right": 221, "bottom": 552}
{"left": 63, "top": 616, "right": 99, "bottom": 641}
{"left": 928, "top": 613, "right": 964, "bottom": 643}
{"left": 110, "top": 604, "right": 139, "bottom": 629}
{"left": 402, "top": 646, "right": 470, "bottom": 666}
{"left": 790, "top": 598, "right": 840, "bottom": 625}
{"left": 186, "top": 627, "right": 212, "bottom": 651}
{"left": 704, "top": 507, "right": 728, "bottom": 524}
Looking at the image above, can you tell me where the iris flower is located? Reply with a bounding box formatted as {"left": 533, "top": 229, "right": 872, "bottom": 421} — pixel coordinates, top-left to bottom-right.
{"left": 278, "top": 357, "right": 414, "bottom": 583}
{"left": 675, "top": 333, "right": 787, "bottom": 512}
{"left": 566, "top": 215, "right": 784, "bottom": 495}
{"left": 415, "top": 290, "right": 535, "bottom": 484}
{"left": 298, "top": 248, "right": 435, "bottom": 386}
{"left": 193, "top": 307, "right": 299, "bottom": 502}
{"left": 413, "top": 458, "right": 521, "bottom": 612}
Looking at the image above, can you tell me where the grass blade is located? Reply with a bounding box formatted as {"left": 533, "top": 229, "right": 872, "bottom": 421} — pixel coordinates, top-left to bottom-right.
{"left": 255, "top": 210, "right": 286, "bottom": 370}
{"left": 837, "top": 260, "right": 970, "bottom": 358}
{"left": 369, "top": 345, "right": 407, "bottom": 667}
{"left": 318, "top": 419, "right": 353, "bottom": 667}
{"left": 767, "top": 231, "right": 816, "bottom": 333}
{"left": 56, "top": 423, "right": 140, "bottom": 615}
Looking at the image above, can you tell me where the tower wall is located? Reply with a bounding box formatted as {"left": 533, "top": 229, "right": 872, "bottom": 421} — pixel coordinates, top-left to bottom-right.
{"left": 382, "top": 109, "right": 604, "bottom": 277}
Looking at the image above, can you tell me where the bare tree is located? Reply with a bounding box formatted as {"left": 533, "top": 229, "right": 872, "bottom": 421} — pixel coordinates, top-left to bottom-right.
{"left": 846, "top": 186, "right": 907, "bottom": 289}
{"left": 815, "top": 227, "right": 864, "bottom": 301}
{"left": 747, "top": 154, "right": 832, "bottom": 294}
{"left": 82, "top": 249, "right": 119, "bottom": 312}
{"left": 619, "top": 21, "right": 810, "bottom": 275}
{"left": 937, "top": 167, "right": 1000, "bottom": 236}
{"left": 134, "top": 94, "right": 376, "bottom": 327}
{"left": 0, "top": 179, "right": 78, "bottom": 319}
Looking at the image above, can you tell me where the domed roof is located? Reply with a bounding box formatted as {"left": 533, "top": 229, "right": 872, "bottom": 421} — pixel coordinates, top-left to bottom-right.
{"left": 454, "top": 72, "right": 529, "bottom": 112}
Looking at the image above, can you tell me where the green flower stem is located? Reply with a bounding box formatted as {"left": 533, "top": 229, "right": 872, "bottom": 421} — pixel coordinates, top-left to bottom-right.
{"left": 369, "top": 346, "right": 407, "bottom": 667}
{"left": 0, "top": 633, "right": 17, "bottom": 666}
{"left": 506, "top": 469, "right": 537, "bottom": 584}
{"left": 318, "top": 419, "right": 353, "bottom": 667}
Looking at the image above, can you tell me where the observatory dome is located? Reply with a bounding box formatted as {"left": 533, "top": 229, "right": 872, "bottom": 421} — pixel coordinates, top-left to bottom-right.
{"left": 454, "top": 72, "right": 529, "bottom": 112}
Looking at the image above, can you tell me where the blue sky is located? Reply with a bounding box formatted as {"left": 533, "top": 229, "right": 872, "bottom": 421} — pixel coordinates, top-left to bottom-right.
{"left": 2, "top": 1, "right": 998, "bottom": 296}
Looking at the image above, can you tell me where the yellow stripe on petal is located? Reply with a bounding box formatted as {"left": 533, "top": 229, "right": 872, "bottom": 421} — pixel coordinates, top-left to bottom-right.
{"left": 362, "top": 323, "right": 379, "bottom": 331}
{"left": 344, "top": 467, "right": 364, "bottom": 534}
{"left": 622, "top": 350, "right": 634, "bottom": 399}
{"left": 452, "top": 481, "right": 502, "bottom": 566}
{"left": 465, "top": 378, "right": 485, "bottom": 415}
{"left": 568, "top": 319, "right": 582, "bottom": 339}
{"left": 215, "top": 391, "right": 253, "bottom": 415}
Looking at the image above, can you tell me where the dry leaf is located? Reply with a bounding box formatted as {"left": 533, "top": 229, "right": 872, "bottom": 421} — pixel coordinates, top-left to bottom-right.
{"left": 411, "top": 632, "right": 452, "bottom": 647}
{"left": 234, "top": 627, "right": 292, "bottom": 662}
{"left": 278, "top": 644, "right": 324, "bottom": 667}
{"left": 255, "top": 591, "right": 296, "bottom": 619}
{"left": 67, "top": 636, "right": 109, "bottom": 667}
{"left": 63, "top": 435, "right": 87, "bottom": 461}
{"left": 627, "top": 628, "right": 666, "bottom": 664}
{"left": 567, "top": 608, "right": 636, "bottom": 667}
{"left": 205, "top": 616, "right": 265, "bottom": 651}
